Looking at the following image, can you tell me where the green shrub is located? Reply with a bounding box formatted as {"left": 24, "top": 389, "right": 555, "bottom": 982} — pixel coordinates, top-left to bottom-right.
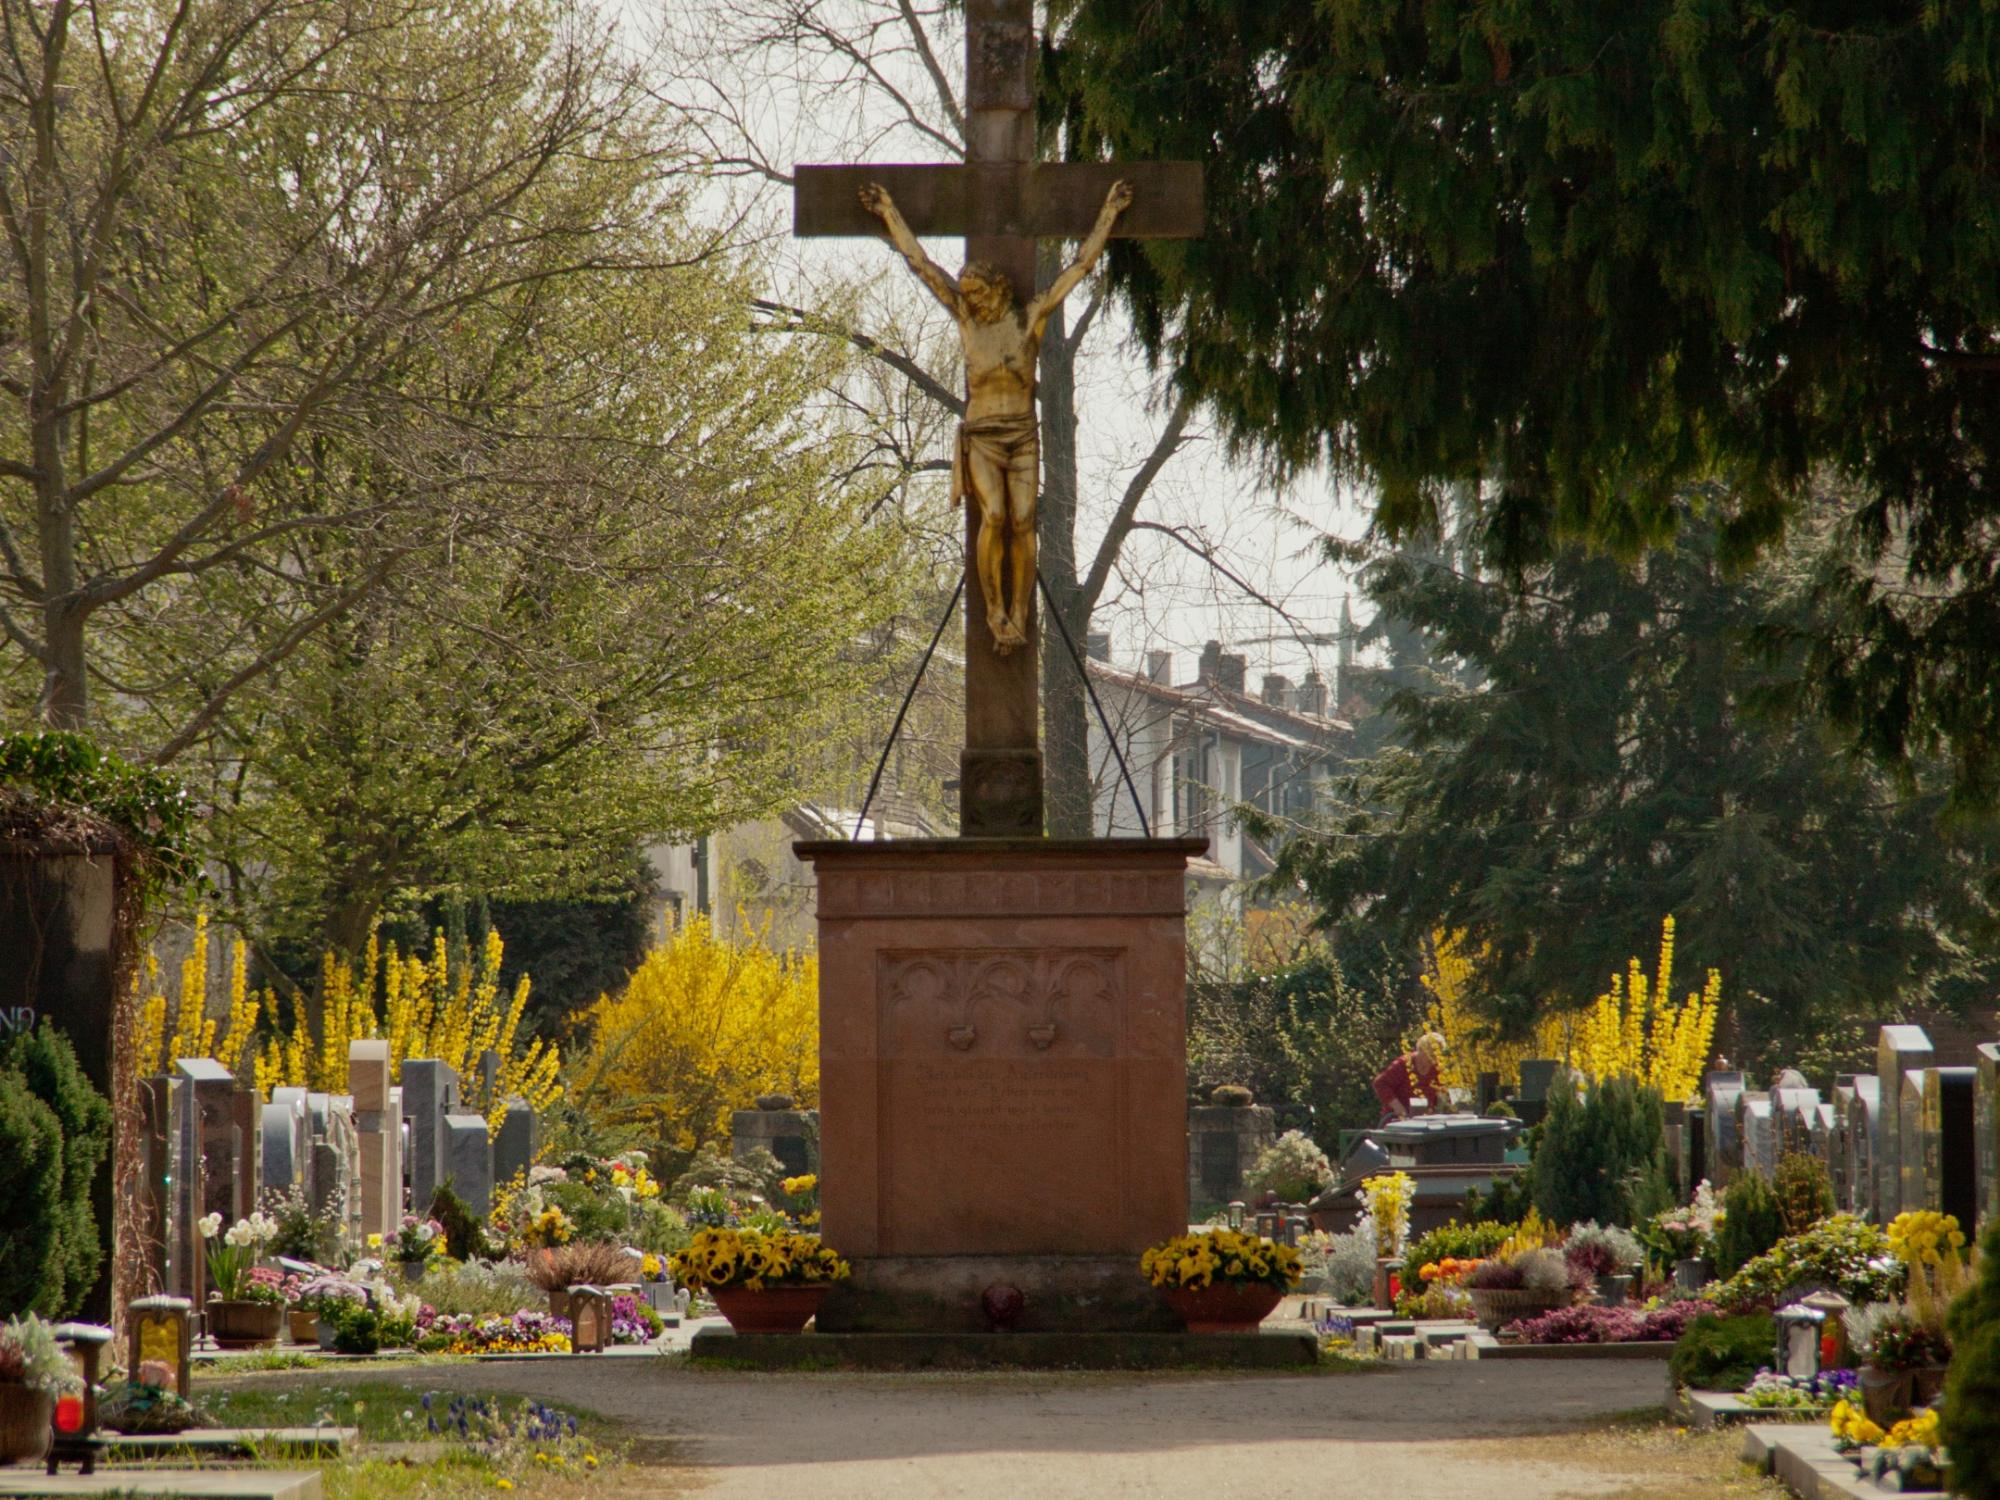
{"left": 1244, "top": 1130, "right": 1334, "bottom": 1203}
{"left": 1713, "top": 1174, "right": 1786, "bottom": 1279}
{"left": 0, "top": 1024, "right": 110, "bottom": 1318}
{"left": 1942, "top": 1216, "right": 2000, "bottom": 1498}
{"left": 1713, "top": 1215, "right": 1899, "bottom": 1311}
{"left": 429, "top": 1183, "right": 488, "bottom": 1262}
{"left": 1404, "top": 1220, "right": 1515, "bottom": 1286}
{"left": 1528, "top": 1074, "right": 1670, "bottom": 1228}
{"left": 1773, "top": 1153, "right": 1836, "bottom": 1236}
{"left": 1668, "top": 1311, "right": 1776, "bottom": 1392}
{"left": 1464, "top": 1172, "right": 1532, "bottom": 1225}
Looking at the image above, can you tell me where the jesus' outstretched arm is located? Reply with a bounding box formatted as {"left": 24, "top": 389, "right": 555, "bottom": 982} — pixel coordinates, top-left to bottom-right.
{"left": 858, "top": 183, "right": 964, "bottom": 317}
{"left": 1028, "top": 180, "right": 1133, "bottom": 334}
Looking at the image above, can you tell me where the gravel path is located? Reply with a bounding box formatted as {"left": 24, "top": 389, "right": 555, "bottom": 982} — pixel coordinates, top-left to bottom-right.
{"left": 391, "top": 1355, "right": 1681, "bottom": 1500}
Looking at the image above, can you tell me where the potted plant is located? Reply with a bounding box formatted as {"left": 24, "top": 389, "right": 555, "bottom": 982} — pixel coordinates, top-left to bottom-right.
{"left": 389, "top": 1214, "right": 448, "bottom": 1281}
{"left": 1844, "top": 1303, "right": 1953, "bottom": 1426}
{"left": 1141, "top": 1228, "right": 1303, "bottom": 1333}
{"left": 523, "top": 1241, "right": 640, "bottom": 1321}
{"left": 0, "top": 1315, "right": 81, "bottom": 1465}
{"left": 295, "top": 1278, "right": 367, "bottom": 1351}
{"left": 201, "top": 1211, "right": 284, "bottom": 1347}
{"left": 1641, "top": 1183, "right": 1721, "bottom": 1292}
{"left": 1564, "top": 1222, "right": 1645, "bottom": 1306}
{"left": 671, "top": 1228, "right": 850, "bottom": 1333}
{"left": 1464, "top": 1249, "right": 1586, "bottom": 1333}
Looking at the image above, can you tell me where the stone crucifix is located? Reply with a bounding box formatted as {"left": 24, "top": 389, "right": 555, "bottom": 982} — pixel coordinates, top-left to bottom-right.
{"left": 793, "top": 0, "right": 1202, "bottom": 838}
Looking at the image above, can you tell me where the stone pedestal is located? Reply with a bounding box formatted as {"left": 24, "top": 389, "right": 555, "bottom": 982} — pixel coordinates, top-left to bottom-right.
{"left": 797, "top": 837, "right": 1203, "bottom": 1333}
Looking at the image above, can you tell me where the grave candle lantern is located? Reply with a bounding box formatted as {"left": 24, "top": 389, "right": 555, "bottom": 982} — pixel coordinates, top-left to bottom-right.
{"left": 568, "top": 1285, "right": 609, "bottom": 1354}
{"left": 127, "top": 1296, "right": 194, "bottom": 1399}
{"left": 1773, "top": 1302, "right": 1826, "bottom": 1381}
{"left": 46, "top": 1322, "right": 112, "bottom": 1476}
{"left": 1801, "top": 1290, "right": 1852, "bottom": 1369}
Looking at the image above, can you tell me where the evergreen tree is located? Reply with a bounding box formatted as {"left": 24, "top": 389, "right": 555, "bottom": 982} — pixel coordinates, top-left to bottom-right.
{"left": 1052, "top": 0, "right": 2000, "bottom": 806}
{"left": 0, "top": 1023, "right": 108, "bottom": 1317}
{"left": 1270, "top": 501, "right": 1999, "bottom": 1063}
{"left": 1528, "top": 1074, "right": 1668, "bottom": 1229}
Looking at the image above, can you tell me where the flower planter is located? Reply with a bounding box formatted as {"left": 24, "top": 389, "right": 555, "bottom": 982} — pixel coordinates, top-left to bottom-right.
{"left": 1162, "top": 1282, "right": 1285, "bottom": 1334}
{"left": 397, "top": 1259, "right": 428, "bottom": 1285}
{"left": 1859, "top": 1364, "right": 1914, "bottom": 1427}
{"left": 1466, "top": 1287, "right": 1573, "bottom": 1333}
{"left": 1671, "top": 1258, "right": 1713, "bottom": 1295}
{"left": 208, "top": 1299, "right": 283, "bottom": 1349}
{"left": 1595, "top": 1274, "right": 1633, "bottom": 1307}
{"left": 286, "top": 1309, "right": 319, "bottom": 1345}
{"left": 1910, "top": 1363, "right": 1951, "bottom": 1407}
{"left": 710, "top": 1283, "right": 831, "bottom": 1334}
{"left": 0, "top": 1384, "right": 53, "bottom": 1465}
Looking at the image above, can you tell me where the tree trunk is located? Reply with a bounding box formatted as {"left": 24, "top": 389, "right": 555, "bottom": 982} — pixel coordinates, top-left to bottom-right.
{"left": 1037, "top": 281, "right": 1093, "bottom": 838}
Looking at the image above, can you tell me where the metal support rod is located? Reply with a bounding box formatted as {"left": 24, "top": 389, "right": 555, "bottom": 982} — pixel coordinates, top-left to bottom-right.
{"left": 1035, "top": 569, "right": 1153, "bottom": 838}
{"left": 854, "top": 577, "right": 966, "bottom": 840}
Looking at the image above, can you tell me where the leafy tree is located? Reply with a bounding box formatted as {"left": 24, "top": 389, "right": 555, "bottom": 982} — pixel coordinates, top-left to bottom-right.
{"left": 1528, "top": 1074, "right": 1668, "bottom": 1229}
{"left": 1270, "top": 503, "right": 2000, "bottom": 1064}
{"left": 1053, "top": 0, "right": 2000, "bottom": 805}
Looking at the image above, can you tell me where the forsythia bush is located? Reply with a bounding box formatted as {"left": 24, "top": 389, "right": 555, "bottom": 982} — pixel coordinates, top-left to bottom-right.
{"left": 577, "top": 915, "right": 818, "bottom": 1160}
{"left": 134, "top": 914, "right": 263, "bottom": 1083}
{"left": 1416, "top": 918, "right": 1720, "bottom": 1102}
{"left": 259, "top": 927, "right": 558, "bottom": 1120}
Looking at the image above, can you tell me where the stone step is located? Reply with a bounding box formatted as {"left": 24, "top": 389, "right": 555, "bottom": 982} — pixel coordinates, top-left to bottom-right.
{"left": 0, "top": 1470, "right": 322, "bottom": 1500}
{"left": 103, "top": 1427, "right": 357, "bottom": 1459}
{"left": 688, "top": 1327, "right": 1320, "bottom": 1371}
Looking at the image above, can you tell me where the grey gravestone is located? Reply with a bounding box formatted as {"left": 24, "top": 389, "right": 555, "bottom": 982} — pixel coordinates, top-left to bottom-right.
{"left": 494, "top": 1098, "right": 538, "bottom": 1189}
{"left": 1739, "top": 1094, "right": 1776, "bottom": 1180}
{"left": 1900, "top": 1069, "right": 1931, "bottom": 1215}
{"left": 1686, "top": 1104, "right": 1708, "bottom": 1190}
{"left": 731, "top": 1101, "right": 819, "bottom": 1178}
{"left": 1878, "top": 1024, "right": 1935, "bottom": 1219}
{"left": 306, "top": 1092, "right": 363, "bottom": 1257}
{"left": 1772, "top": 1084, "right": 1821, "bottom": 1160}
{"left": 443, "top": 1113, "right": 494, "bottom": 1216}
{"left": 1704, "top": 1072, "right": 1746, "bottom": 1182}
{"left": 1837, "top": 1075, "right": 1880, "bottom": 1221}
{"left": 1664, "top": 1100, "right": 1686, "bottom": 1196}
{"left": 400, "top": 1060, "right": 459, "bottom": 1212}
{"left": 1924, "top": 1066, "right": 1977, "bottom": 1231}
{"left": 1978, "top": 1043, "right": 2000, "bottom": 1230}
{"left": 262, "top": 1087, "right": 308, "bottom": 1197}
{"left": 1516, "top": 1059, "right": 1560, "bottom": 1126}
{"left": 171, "top": 1059, "right": 236, "bottom": 1299}
{"left": 478, "top": 1050, "right": 500, "bottom": 1108}
{"left": 1186, "top": 1101, "right": 1276, "bottom": 1206}
{"left": 136, "top": 1075, "right": 175, "bottom": 1296}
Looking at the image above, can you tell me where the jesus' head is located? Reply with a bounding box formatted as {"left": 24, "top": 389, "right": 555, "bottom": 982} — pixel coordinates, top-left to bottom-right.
{"left": 958, "top": 261, "right": 1016, "bottom": 324}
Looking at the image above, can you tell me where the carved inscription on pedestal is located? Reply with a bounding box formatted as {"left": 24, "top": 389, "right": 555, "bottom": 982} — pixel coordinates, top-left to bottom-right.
{"left": 877, "top": 948, "right": 1128, "bottom": 1253}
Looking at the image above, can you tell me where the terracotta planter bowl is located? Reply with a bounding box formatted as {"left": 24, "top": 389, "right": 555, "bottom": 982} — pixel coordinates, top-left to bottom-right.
{"left": 286, "top": 1309, "right": 319, "bottom": 1345}
{"left": 1163, "top": 1282, "right": 1285, "bottom": 1334}
{"left": 208, "top": 1299, "right": 283, "bottom": 1349}
{"left": 710, "top": 1283, "right": 831, "bottom": 1334}
{"left": 0, "top": 1385, "right": 53, "bottom": 1465}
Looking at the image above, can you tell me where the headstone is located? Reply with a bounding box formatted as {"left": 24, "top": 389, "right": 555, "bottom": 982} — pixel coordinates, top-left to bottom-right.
{"left": 171, "top": 1059, "right": 236, "bottom": 1299}
{"left": 1836, "top": 1075, "right": 1880, "bottom": 1221}
{"left": 1978, "top": 1043, "right": 2000, "bottom": 1230}
{"left": 135, "top": 1075, "right": 176, "bottom": 1296}
{"left": 306, "top": 1092, "right": 363, "bottom": 1256}
{"left": 1877, "top": 1025, "right": 1934, "bottom": 1220}
{"left": 1186, "top": 1099, "right": 1276, "bottom": 1207}
{"left": 399, "top": 1060, "right": 459, "bottom": 1212}
{"left": 1740, "top": 1094, "right": 1776, "bottom": 1179}
{"left": 349, "top": 1040, "right": 402, "bottom": 1238}
{"left": 1516, "top": 1059, "right": 1560, "bottom": 1127}
{"left": 228, "top": 1084, "right": 262, "bottom": 1220}
{"left": 1772, "top": 1083, "right": 1822, "bottom": 1159}
{"left": 1924, "top": 1066, "right": 1978, "bottom": 1231}
{"left": 731, "top": 1098, "right": 819, "bottom": 1179}
{"left": 1900, "top": 1068, "right": 1931, "bottom": 1215}
{"left": 262, "top": 1088, "right": 308, "bottom": 1198}
{"left": 494, "top": 1098, "right": 538, "bottom": 1188}
{"left": 478, "top": 1050, "right": 500, "bottom": 1109}
{"left": 1664, "top": 1100, "right": 1687, "bottom": 1197}
{"left": 1705, "top": 1071, "right": 1746, "bottom": 1182}
{"left": 1686, "top": 1104, "right": 1708, "bottom": 1191}
{"left": 443, "top": 1113, "right": 494, "bottom": 1216}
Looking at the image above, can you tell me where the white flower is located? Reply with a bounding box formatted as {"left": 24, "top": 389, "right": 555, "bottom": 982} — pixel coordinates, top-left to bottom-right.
{"left": 198, "top": 1212, "right": 223, "bottom": 1239}
{"left": 224, "top": 1222, "right": 252, "bottom": 1248}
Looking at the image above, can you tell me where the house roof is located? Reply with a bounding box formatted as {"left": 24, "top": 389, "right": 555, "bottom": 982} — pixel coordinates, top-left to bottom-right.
{"left": 1084, "top": 659, "right": 1352, "bottom": 752}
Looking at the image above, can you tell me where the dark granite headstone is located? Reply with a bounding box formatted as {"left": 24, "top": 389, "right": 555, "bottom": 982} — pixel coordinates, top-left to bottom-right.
{"left": 1925, "top": 1066, "right": 1977, "bottom": 1231}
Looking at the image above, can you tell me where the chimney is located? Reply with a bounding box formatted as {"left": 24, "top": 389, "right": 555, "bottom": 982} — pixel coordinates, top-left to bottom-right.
{"left": 1218, "top": 652, "right": 1247, "bottom": 694}
{"left": 1197, "top": 640, "right": 1223, "bottom": 683}
{"left": 1146, "top": 650, "right": 1173, "bottom": 683}
{"left": 1296, "top": 670, "right": 1326, "bottom": 717}
{"left": 1261, "top": 673, "right": 1293, "bottom": 709}
{"left": 1085, "top": 630, "right": 1112, "bottom": 663}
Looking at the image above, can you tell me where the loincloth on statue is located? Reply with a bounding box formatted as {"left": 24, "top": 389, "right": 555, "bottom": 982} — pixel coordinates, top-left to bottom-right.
{"left": 950, "top": 414, "right": 1040, "bottom": 509}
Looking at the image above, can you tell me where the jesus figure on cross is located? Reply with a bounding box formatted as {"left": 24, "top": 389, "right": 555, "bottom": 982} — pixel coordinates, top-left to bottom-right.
{"left": 860, "top": 178, "right": 1133, "bottom": 654}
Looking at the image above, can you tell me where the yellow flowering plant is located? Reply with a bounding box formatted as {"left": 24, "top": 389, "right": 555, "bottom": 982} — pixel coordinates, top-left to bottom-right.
{"left": 1830, "top": 1398, "right": 1886, "bottom": 1450}
{"left": 1360, "top": 1172, "right": 1415, "bottom": 1257}
{"left": 1140, "top": 1229, "right": 1304, "bottom": 1291}
{"left": 1887, "top": 1210, "right": 1974, "bottom": 1331}
{"left": 670, "top": 1228, "right": 850, "bottom": 1291}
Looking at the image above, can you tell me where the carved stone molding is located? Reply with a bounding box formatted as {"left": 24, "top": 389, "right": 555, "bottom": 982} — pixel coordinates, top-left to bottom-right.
{"left": 821, "top": 869, "right": 1184, "bottom": 920}
{"left": 879, "top": 948, "right": 1125, "bottom": 1059}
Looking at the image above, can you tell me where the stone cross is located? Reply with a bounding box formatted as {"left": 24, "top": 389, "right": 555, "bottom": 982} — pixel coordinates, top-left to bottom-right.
{"left": 792, "top": 0, "right": 1202, "bottom": 837}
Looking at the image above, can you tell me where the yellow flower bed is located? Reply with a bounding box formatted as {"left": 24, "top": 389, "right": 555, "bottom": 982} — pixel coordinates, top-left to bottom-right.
{"left": 670, "top": 1228, "right": 850, "bottom": 1291}
{"left": 1140, "top": 1229, "right": 1303, "bottom": 1291}
{"left": 1830, "top": 1399, "right": 1885, "bottom": 1448}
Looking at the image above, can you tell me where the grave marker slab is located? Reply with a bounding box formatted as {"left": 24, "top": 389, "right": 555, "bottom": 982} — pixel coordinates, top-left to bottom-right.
{"left": 1978, "top": 1043, "right": 2000, "bottom": 1230}
{"left": 1705, "top": 1072, "right": 1746, "bottom": 1182}
{"left": 1188, "top": 1101, "right": 1275, "bottom": 1208}
{"left": 731, "top": 1098, "right": 819, "bottom": 1179}
{"left": 443, "top": 1113, "right": 494, "bottom": 1216}
{"left": 1740, "top": 1094, "right": 1776, "bottom": 1179}
{"left": 1878, "top": 1025, "right": 1934, "bottom": 1219}
{"left": 1925, "top": 1066, "right": 1977, "bottom": 1231}
{"left": 262, "top": 1088, "right": 308, "bottom": 1198}
{"left": 494, "top": 1098, "right": 538, "bottom": 1188}
{"left": 349, "top": 1040, "right": 401, "bottom": 1238}
{"left": 1900, "top": 1069, "right": 1931, "bottom": 1215}
{"left": 400, "top": 1060, "right": 459, "bottom": 1212}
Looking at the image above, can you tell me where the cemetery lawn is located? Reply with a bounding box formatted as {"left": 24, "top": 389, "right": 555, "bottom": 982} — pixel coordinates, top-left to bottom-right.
{"left": 195, "top": 1377, "right": 680, "bottom": 1500}
{"left": 1477, "top": 1410, "right": 1787, "bottom": 1499}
